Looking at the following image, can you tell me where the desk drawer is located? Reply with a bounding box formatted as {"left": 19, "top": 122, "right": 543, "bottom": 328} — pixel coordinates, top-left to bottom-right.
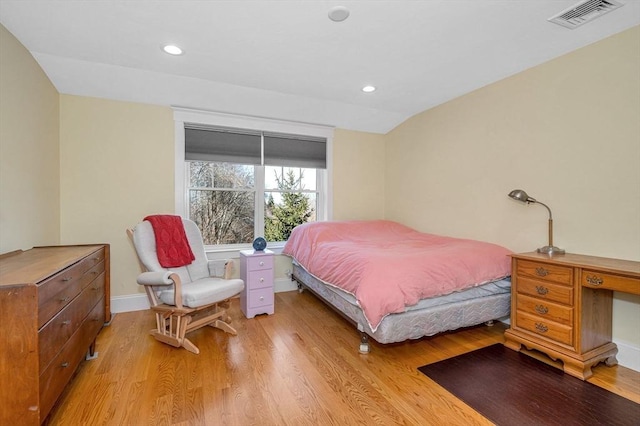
{"left": 516, "top": 294, "right": 573, "bottom": 326}
{"left": 517, "top": 277, "right": 574, "bottom": 306}
{"left": 516, "top": 260, "right": 573, "bottom": 286}
{"left": 582, "top": 270, "right": 640, "bottom": 295}
{"left": 516, "top": 311, "right": 573, "bottom": 346}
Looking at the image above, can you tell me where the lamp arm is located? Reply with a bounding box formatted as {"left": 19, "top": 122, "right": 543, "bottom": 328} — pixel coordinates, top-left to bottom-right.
{"left": 535, "top": 201, "right": 553, "bottom": 247}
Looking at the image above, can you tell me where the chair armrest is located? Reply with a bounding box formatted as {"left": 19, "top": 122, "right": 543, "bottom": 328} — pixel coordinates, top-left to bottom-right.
{"left": 137, "top": 271, "right": 174, "bottom": 286}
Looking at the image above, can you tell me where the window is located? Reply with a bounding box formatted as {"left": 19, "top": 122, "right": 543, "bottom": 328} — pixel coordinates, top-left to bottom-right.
{"left": 174, "top": 109, "right": 333, "bottom": 251}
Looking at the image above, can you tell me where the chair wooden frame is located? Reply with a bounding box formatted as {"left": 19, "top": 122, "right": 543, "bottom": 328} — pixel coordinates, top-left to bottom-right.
{"left": 127, "top": 228, "right": 238, "bottom": 354}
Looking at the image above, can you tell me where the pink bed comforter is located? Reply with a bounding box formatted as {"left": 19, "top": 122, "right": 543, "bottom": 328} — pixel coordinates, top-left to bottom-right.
{"left": 282, "top": 220, "right": 512, "bottom": 331}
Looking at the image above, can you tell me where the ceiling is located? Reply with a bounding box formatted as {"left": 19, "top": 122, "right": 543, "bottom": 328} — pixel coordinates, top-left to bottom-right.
{"left": 1, "top": 1, "right": 639, "bottom": 134}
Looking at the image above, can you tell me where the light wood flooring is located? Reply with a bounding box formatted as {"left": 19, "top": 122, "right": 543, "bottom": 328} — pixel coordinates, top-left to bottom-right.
{"left": 47, "top": 290, "right": 640, "bottom": 425}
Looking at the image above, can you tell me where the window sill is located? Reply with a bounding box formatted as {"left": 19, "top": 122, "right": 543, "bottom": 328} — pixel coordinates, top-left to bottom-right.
{"left": 204, "top": 243, "right": 285, "bottom": 259}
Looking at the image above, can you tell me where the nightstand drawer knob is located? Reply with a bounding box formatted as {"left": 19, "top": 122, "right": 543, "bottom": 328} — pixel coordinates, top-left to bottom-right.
{"left": 535, "top": 286, "right": 549, "bottom": 295}
{"left": 535, "top": 267, "right": 549, "bottom": 277}
{"left": 535, "top": 323, "right": 548, "bottom": 333}
{"left": 260, "top": 278, "right": 264, "bottom": 282}
{"left": 259, "top": 296, "right": 264, "bottom": 301}
{"left": 586, "top": 275, "right": 603, "bottom": 286}
{"left": 535, "top": 305, "right": 549, "bottom": 315}
{"left": 259, "top": 261, "right": 264, "bottom": 266}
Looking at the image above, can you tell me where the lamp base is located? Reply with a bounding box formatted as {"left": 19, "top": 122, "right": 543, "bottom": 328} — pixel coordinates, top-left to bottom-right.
{"left": 537, "top": 245, "right": 566, "bottom": 256}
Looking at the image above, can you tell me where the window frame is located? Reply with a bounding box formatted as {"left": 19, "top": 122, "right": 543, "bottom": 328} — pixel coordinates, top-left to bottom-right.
{"left": 174, "top": 108, "right": 334, "bottom": 255}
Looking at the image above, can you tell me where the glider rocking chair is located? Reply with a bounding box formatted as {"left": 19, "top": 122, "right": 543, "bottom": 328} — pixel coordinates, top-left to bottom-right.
{"left": 128, "top": 218, "right": 244, "bottom": 354}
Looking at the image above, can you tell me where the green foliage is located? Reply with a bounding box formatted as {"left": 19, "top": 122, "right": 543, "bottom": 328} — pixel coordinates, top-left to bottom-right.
{"left": 265, "top": 169, "right": 313, "bottom": 241}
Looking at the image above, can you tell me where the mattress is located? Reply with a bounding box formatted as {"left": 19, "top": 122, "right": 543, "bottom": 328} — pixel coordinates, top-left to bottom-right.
{"left": 292, "top": 261, "right": 511, "bottom": 344}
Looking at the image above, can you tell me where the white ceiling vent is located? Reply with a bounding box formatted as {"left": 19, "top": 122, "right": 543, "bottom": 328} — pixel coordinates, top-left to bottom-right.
{"left": 548, "top": 0, "right": 624, "bottom": 29}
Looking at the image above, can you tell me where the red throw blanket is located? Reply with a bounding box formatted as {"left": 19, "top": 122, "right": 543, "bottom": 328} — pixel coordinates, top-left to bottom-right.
{"left": 144, "top": 215, "right": 195, "bottom": 268}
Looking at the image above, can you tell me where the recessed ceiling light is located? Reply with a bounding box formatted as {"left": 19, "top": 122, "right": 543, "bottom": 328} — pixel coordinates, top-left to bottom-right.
{"left": 362, "top": 85, "right": 376, "bottom": 93}
{"left": 162, "top": 44, "right": 183, "bottom": 55}
{"left": 328, "top": 6, "right": 350, "bottom": 22}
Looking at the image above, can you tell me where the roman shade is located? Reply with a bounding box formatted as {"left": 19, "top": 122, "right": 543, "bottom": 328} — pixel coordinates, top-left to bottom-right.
{"left": 185, "top": 124, "right": 326, "bottom": 169}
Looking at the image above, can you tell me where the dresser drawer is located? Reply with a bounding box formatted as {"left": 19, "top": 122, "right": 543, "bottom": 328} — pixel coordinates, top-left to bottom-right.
{"left": 246, "top": 255, "right": 273, "bottom": 272}
{"left": 516, "top": 260, "right": 573, "bottom": 286}
{"left": 39, "top": 272, "right": 105, "bottom": 371}
{"left": 516, "top": 294, "right": 573, "bottom": 326}
{"left": 581, "top": 270, "right": 640, "bottom": 294}
{"left": 38, "top": 265, "right": 84, "bottom": 329}
{"left": 248, "top": 287, "right": 274, "bottom": 308}
{"left": 247, "top": 270, "right": 273, "bottom": 290}
{"left": 517, "top": 277, "right": 574, "bottom": 306}
{"left": 39, "top": 299, "right": 104, "bottom": 418}
{"left": 516, "top": 311, "right": 573, "bottom": 346}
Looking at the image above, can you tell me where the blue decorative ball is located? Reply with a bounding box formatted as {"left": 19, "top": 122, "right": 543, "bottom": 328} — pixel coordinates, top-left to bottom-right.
{"left": 252, "top": 237, "right": 267, "bottom": 251}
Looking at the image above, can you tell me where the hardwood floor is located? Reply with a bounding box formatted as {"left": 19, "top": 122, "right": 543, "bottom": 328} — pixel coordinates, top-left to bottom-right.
{"left": 47, "top": 290, "right": 640, "bottom": 425}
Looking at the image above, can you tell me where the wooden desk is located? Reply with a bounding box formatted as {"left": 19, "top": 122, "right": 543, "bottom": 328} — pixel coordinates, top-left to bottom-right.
{"left": 504, "top": 252, "right": 640, "bottom": 380}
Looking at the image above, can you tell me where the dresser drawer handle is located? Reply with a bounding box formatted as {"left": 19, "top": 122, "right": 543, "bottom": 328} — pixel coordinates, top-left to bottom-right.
{"left": 259, "top": 278, "right": 264, "bottom": 283}
{"left": 535, "top": 323, "right": 548, "bottom": 333}
{"left": 61, "top": 362, "right": 70, "bottom": 368}
{"left": 62, "top": 276, "right": 73, "bottom": 282}
{"left": 259, "top": 261, "right": 264, "bottom": 266}
{"left": 586, "top": 275, "right": 603, "bottom": 286}
{"left": 62, "top": 320, "right": 71, "bottom": 325}
{"left": 259, "top": 296, "right": 264, "bottom": 301}
{"left": 535, "top": 305, "right": 549, "bottom": 315}
{"left": 60, "top": 296, "right": 70, "bottom": 303}
{"left": 535, "top": 267, "right": 549, "bottom": 277}
{"left": 535, "top": 286, "right": 549, "bottom": 295}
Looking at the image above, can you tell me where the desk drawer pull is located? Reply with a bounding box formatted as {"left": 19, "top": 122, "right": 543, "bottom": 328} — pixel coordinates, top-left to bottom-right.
{"left": 535, "top": 286, "right": 549, "bottom": 295}
{"left": 586, "top": 275, "right": 603, "bottom": 286}
{"left": 535, "top": 305, "right": 549, "bottom": 315}
{"left": 535, "top": 323, "right": 548, "bottom": 333}
{"left": 61, "top": 362, "right": 70, "bottom": 368}
{"left": 60, "top": 296, "right": 70, "bottom": 303}
{"left": 62, "top": 276, "right": 73, "bottom": 282}
{"left": 536, "top": 267, "right": 549, "bottom": 277}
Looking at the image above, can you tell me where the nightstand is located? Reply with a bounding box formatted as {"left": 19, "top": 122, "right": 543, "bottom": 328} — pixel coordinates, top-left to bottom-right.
{"left": 504, "top": 252, "right": 640, "bottom": 380}
{"left": 239, "top": 249, "right": 275, "bottom": 318}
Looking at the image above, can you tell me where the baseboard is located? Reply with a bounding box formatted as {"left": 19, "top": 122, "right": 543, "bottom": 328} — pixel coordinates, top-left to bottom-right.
{"left": 614, "top": 338, "right": 640, "bottom": 372}
{"left": 111, "top": 278, "right": 296, "bottom": 314}
{"left": 275, "top": 277, "right": 298, "bottom": 293}
{"left": 110, "top": 294, "right": 150, "bottom": 313}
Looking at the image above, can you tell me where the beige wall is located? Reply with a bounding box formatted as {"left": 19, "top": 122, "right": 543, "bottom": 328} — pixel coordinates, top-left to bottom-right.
{"left": 0, "top": 24, "right": 60, "bottom": 252}
{"left": 385, "top": 27, "right": 640, "bottom": 348}
{"left": 2, "top": 21, "right": 638, "bottom": 362}
{"left": 332, "top": 128, "right": 386, "bottom": 220}
{"left": 59, "top": 95, "right": 175, "bottom": 297}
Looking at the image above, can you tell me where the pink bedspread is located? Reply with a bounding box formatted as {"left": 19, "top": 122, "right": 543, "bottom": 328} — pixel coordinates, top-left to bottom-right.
{"left": 283, "top": 220, "right": 512, "bottom": 331}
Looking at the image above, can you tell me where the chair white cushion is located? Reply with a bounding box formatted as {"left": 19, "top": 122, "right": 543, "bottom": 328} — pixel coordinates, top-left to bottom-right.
{"left": 158, "top": 277, "right": 245, "bottom": 309}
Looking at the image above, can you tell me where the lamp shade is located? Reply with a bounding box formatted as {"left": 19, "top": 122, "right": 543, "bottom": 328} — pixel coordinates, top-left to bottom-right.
{"left": 508, "top": 189, "right": 536, "bottom": 204}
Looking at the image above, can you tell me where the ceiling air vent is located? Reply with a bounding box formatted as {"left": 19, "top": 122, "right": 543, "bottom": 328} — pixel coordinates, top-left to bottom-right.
{"left": 548, "top": 0, "right": 624, "bottom": 29}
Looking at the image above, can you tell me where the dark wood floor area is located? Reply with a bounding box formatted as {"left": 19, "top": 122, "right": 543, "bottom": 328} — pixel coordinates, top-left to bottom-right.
{"left": 48, "top": 290, "right": 640, "bottom": 425}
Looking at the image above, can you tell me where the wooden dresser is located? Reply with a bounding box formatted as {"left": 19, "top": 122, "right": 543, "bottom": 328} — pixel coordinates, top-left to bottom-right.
{"left": 504, "top": 252, "right": 639, "bottom": 380}
{"left": 0, "top": 245, "right": 110, "bottom": 425}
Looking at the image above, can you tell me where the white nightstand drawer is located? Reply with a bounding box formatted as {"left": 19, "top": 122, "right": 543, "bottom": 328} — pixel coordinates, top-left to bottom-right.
{"left": 249, "top": 287, "right": 274, "bottom": 308}
{"left": 246, "top": 255, "right": 273, "bottom": 272}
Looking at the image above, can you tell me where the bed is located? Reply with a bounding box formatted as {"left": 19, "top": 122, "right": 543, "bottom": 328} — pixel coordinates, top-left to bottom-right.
{"left": 282, "top": 220, "right": 513, "bottom": 352}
